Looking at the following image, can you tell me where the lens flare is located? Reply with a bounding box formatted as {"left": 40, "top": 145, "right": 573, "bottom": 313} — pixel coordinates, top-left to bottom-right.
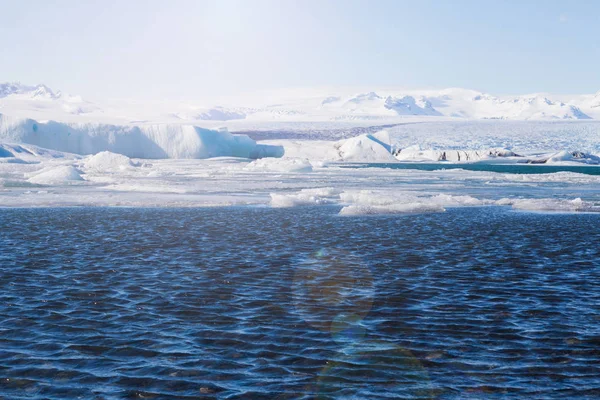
{"left": 291, "top": 248, "right": 374, "bottom": 332}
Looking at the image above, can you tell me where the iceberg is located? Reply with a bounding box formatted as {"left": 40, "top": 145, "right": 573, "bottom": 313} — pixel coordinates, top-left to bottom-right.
{"left": 394, "top": 146, "right": 519, "bottom": 162}
{"left": 0, "top": 113, "right": 283, "bottom": 160}
{"left": 334, "top": 131, "right": 396, "bottom": 162}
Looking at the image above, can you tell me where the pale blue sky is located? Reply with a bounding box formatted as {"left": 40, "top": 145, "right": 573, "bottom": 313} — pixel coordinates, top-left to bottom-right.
{"left": 1, "top": 0, "right": 599, "bottom": 100}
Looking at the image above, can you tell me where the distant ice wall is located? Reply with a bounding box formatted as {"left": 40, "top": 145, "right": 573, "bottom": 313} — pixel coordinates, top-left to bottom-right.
{"left": 0, "top": 113, "right": 283, "bottom": 159}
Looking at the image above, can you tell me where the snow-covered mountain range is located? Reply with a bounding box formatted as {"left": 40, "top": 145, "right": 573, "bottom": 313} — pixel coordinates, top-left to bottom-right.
{"left": 2, "top": 82, "right": 600, "bottom": 125}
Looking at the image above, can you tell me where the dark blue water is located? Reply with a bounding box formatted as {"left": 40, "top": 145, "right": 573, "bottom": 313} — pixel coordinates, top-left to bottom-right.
{"left": 343, "top": 163, "right": 600, "bottom": 175}
{"left": 1, "top": 207, "right": 600, "bottom": 399}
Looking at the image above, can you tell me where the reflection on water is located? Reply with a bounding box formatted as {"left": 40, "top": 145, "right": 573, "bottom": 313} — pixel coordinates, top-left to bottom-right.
{"left": 1, "top": 206, "right": 600, "bottom": 399}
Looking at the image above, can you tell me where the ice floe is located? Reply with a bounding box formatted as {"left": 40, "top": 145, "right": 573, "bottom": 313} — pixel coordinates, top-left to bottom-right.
{"left": 270, "top": 188, "right": 340, "bottom": 207}
{"left": 499, "top": 197, "right": 600, "bottom": 213}
{"left": 246, "top": 158, "right": 313, "bottom": 173}
{"left": 338, "top": 191, "right": 488, "bottom": 215}
{"left": 539, "top": 151, "right": 600, "bottom": 165}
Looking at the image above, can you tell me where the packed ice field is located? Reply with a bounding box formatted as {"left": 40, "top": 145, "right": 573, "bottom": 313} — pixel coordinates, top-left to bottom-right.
{"left": 2, "top": 114, "right": 600, "bottom": 214}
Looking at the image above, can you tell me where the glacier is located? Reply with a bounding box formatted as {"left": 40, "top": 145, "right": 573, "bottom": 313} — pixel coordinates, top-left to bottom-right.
{"left": 0, "top": 113, "right": 283, "bottom": 159}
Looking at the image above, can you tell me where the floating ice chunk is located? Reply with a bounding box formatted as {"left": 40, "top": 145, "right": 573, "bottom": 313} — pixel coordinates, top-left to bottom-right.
{"left": 246, "top": 157, "right": 313, "bottom": 173}
{"left": 500, "top": 197, "right": 600, "bottom": 212}
{"left": 339, "top": 190, "right": 401, "bottom": 206}
{"left": 495, "top": 198, "right": 514, "bottom": 206}
{"left": 428, "top": 193, "right": 488, "bottom": 206}
{"left": 498, "top": 171, "right": 600, "bottom": 184}
{"left": 28, "top": 165, "right": 84, "bottom": 185}
{"left": 84, "top": 151, "right": 134, "bottom": 171}
{"left": 544, "top": 151, "right": 600, "bottom": 165}
{"left": 339, "top": 203, "right": 444, "bottom": 215}
{"left": 395, "top": 147, "right": 518, "bottom": 162}
{"left": 338, "top": 190, "right": 491, "bottom": 215}
{"left": 270, "top": 187, "right": 340, "bottom": 207}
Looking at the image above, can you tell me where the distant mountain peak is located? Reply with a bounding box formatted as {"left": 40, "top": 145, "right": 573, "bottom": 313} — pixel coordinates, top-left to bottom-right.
{"left": 0, "top": 82, "right": 61, "bottom": 99}
{"left": 346, "top": 92, "right": 382, "bottom": 104}
{"left": 0, "top": 82, "right": 599, "bottom": 122}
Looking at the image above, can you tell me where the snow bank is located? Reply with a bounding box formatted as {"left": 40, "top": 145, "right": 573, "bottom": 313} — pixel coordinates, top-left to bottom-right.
{"left": 334, "top": 130, "right": 396, "bottom": 162}
{"left": 28, "top": 166, "right": 84, "bottom": 185}
{"left": 246, "top": 157, "right": 313, "bottom": 173}
{"left": 0, "top": 114, "right": 284, "bottom": 160}
{"left": 270, "top": 187, "right": 340, "bottom": 207}
{"left": 500, "top": 197, "right": 600, "bottom": 213}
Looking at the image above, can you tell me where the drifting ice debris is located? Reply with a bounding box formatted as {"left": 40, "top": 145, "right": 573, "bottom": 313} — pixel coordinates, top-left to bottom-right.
{"left": 504, "top": 197, "right": 600, "bottom": 213}
{"left": 246, "top": 158, "right": 313, "bottom": 173}
{"left": 394, "top": 147, "right": 519, "bottom": 162}
{"left": 526, "top": 151, "right": 600, "bottom": 165}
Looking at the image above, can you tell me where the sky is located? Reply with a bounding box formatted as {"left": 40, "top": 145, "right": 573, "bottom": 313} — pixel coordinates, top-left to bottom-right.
{"left": 1, "top": 0, "right": 599, "bottom": 101}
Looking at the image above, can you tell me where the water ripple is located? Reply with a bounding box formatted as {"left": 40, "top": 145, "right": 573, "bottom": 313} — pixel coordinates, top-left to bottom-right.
{"left": 1, "top": 207, "right": 600, "bottom": 398}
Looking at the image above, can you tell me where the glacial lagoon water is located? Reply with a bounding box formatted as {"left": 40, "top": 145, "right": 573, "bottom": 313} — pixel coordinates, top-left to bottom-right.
{"left": 1, "top": 206, "right": 600, "bottom": 399}
{"left": 343, "top": 163, "right": 600, "bottom": 175}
